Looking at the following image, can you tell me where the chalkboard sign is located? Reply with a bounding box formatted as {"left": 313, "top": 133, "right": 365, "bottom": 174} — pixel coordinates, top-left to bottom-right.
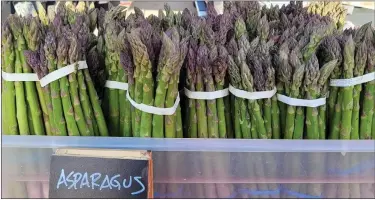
{"left": 49, "top": 149, "right": 153, "bottom": 199}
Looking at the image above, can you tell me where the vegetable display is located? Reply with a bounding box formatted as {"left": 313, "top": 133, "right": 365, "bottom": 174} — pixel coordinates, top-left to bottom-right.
{"left": 3, "top": 2, "right": 108, "bottom": 136}
{"left": 1, "top": 1, "right": 374, "bottom": 198}
{"left": 3, "top": 1, "right": 373, "bottom": 139}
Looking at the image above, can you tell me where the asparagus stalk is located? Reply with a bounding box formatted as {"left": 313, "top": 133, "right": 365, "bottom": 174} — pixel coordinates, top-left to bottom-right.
{"left": 77, "top": 69, "right": 95, "bottom": 136}
{"left": 271, "top": 95, "right": 280, "bottom": 139}
{"left": 228, "top": 54, "right": 243, "bottom": 139}
{"left": 9, "top": 16, "right": 30, "bottom": 135}
{"left": 289, "top": 42, "right": 305, "bottom": 142}
{"left": 127, "top": 30, "right": 154, "bottom": 137}
{"left": 116, "top": 30, "right": 130, "bottom": 137}
{"left": 213, "top": 56, "right": 228, "bottom": 138}
{"left": 127, "top": 49, "right": 136, "bottom": 137}
{"left": 319, "top": 83, "right": 329, "bottom": 139}
{"left": 305, "top": 54, "right": 320, "bottom": 139}
{"left": 340, "top": 35, "right": 355, "bottom": 139}
{"left": 67, "top": 34, "right": 89, "bottom": 136}
{"left": 360, "top": 41, "right": 375, "bottom": 139}
{"left": 285, "top": 47, "right": 305, "bottom": 139}
{"left": 293, "top": 105, "right": 305, "bottom": 139}
{"left": 151, "top": 33, "right": 177, "bottom": 137}
{"left": 24, "top": 16, "right": 52, "bottom": 136}
{"left": 277, "top": 41, "right": 293, "bottom": 139}
{"left": 2, "top": 21, "right": 18, "bottom": 135}
{"left": 351, "top": 41, "right": 368, "bottom": 139}
{"left": 18, "top": 17, "right": 46, "bottom": 135}
{"left": 77, "top": 12, "right": 108, "bottom": 137}
{"left": 202, "top": 44, "right": 219, "bottom": 138}
{"left": 247, "top": 48, "right": 272, "bottom": 139}
{"left": 176, "top": 105, "right": 183, "bottom": 138}
{"left": 71, "top": 16, "right": 95, "bottom": 136}
{"left": 86, "top": 47, "right": 101, "bottom": 136}
{"left": 139, "top": 49, "right": 154, "bottom": 138}
{"left": 56, "top": 33, "right": 80, "bottom": 136}
{"left": 196, "top": 44, "right": 209, "bottom": 138}
{"left": 318, "top": 36, "right": 342, "bottom": 137}
{"left": 119, "top": 37, "right": 134, "bottom": 137}
{"left": 44, "top": 30, "right": 67, "bottom": 136}
{"left": 84, "top": 70, "right": 109, "bottom": 136}
{"left": 128, "top": 31, "right": 144, "bottom": 137}
{"left": 186, "top": 41, "right": 198, "bottom": 138}
{"left": 118, "top": 59, "right": 127, "bottom": 136}
{"left": 165, "top": 33, "right": 188, "bottom": 138}
{"left": 234, "top": 25, "right": 254, "bottom": 139}
{"left": 39, "top": 41, "right": 57, "bottom": 135}
{"left": 104, "top": 23, "right": 120, "bottom": 136}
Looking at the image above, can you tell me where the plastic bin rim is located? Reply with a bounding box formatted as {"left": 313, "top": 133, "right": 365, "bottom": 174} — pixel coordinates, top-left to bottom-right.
{"left": 2, "top": 136, "right": 374, "bottom": 152}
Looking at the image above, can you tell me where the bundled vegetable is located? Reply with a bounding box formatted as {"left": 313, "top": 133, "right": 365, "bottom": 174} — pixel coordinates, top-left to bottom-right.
{"left": 102, "top": 6, "right": 126, "bottom": 136}
{"left": 22, "top": 11, "right": 107, "bottom": 136}
{"left": 307, "top": 1, "right": 347, "bottom": 30}
{"left": 328, "top": 24, "right": 374, "bottom": 140}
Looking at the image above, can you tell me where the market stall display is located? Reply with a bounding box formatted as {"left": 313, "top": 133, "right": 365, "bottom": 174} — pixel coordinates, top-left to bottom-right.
{"left": 2, "top": 1, "right": 374, "bottom": 139}
{"left": 1, "top": 1, "right": 375, "bottom": 199}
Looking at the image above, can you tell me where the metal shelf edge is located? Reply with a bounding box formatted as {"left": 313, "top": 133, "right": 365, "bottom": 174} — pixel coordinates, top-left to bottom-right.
{"left": 2, "top": 136, "right": 375, "bottom": 152}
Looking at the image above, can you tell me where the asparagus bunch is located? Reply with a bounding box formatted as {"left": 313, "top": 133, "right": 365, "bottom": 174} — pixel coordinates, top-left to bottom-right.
{"left": 307, "top": 1, "right": 347, "bottom": 30}
{"left": 101, "top": 6, "right": 127, "bottom": 136}
{"left": 71, "top": 15, "right": 109, "bottom": 136}
{"left": 6, "top": 15, "right": 45, "bottom": 136}
{"left": 328, "top": 24, "right": 373, "bottom": 140}
{"left": 20, "top": 12, "right": 108, "bottom": 137}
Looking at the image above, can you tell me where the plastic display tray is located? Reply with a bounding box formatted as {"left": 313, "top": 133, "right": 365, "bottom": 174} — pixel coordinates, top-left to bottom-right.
{"left": 2, "top": 136, "right": 375, "bottom": 198}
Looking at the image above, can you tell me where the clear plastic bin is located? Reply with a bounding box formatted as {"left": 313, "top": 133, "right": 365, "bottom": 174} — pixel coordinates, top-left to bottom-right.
{"left": 2, "top": 136, "right": 375, "bottom": 198}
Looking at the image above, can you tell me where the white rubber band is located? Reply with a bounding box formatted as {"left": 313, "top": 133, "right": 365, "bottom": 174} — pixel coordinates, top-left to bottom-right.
{"left": 126, "top": 91, "right": 179, "bottom": 116}
{"left": 2, "top": 71, "right": 39, "bottom": 81}
{"left": 277, "top": 94, "right": 326, "bottom": 108}
{"left": 229, "top": 85, "right": 277, "bottom": 100}
{"left": 184, "top": 87, "right": 229, "bottom": 100}
{"left": 330, "top": 72, "right": 375, "bottom": 87}
{"left": 105, "top": 80, "right": 129, "bottom": 90}
{"left": 39, "top": 61, "right": 88, "bottom": 87}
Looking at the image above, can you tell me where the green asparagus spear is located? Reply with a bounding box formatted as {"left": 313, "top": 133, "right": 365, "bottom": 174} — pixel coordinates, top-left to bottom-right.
{"left": 1, "top": 21, "right": 18, "bottom": 135}
{"left": 44, "top": 31, "right": 68, "bottom": 136}
{"left": 196, "top": 44, "right": 209, "bottom": 138}
{"left": 24, "top": 16, "right": 53, "bottom": 135}
{"left": 151, "top": 33, "right": 177, "bottom": 137}
{"left": 104, "top": 23, "right": 120, "bottom": 136}
{"left": 213, "top": 56, "right": 228, "bottom": 138}
{"left": 9, "top": 16, "right": 30, "bottom": 135}
{"left": 228, "top": 54, "right": 243, "bottom": 139}
{"left": 127, "top": 31, "right": 144, "bottom": 137}
{"left": 360, "top": 42, "right": 375, "bottom": 139}
{"left": 202, "top": 45, "right": 219, "bottom": 138}
{"left": 305, "top": 54, "right": 320, "bottom": 139}
{"left": 186, "top": 41, "right": 198, "bottom": 138}
{"left": 118, "top": 34, "right": 134, "bottom": 137}
{"left": 340, "top": 35, "right": 355, "bottom": 139}
{"left": 165, "top": 34, "right": 188, "bottom": 138}
{"left": 351, "top": 41, "right": 368, "bottom": 139}
{"left": 319, "top": 36, "right": 342, "bottom": 136}
{"left": 56, "top": 34, "right": 80, "bottom": 136}
{"left": 84, "top": 70, "right": 109, "bottom": 136}
{"left": 285, "top": 46, "right": 304, "bottom": 139}
{"left": 68, "top": 35, "right": 89, "bottom": 136}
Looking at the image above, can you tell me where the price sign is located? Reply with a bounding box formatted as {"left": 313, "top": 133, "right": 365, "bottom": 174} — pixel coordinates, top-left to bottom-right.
{"left": 49, "top": 149, "right": 153, "bottom": 199}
